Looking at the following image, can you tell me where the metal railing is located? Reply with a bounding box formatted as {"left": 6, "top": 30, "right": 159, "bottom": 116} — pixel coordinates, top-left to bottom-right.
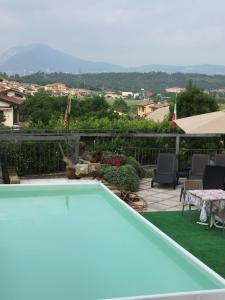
{"left": 0, "top": 131, "right": 224, "bottom": 176}
{"left": 0, "top": 141, "right": 223, "bottom": 176}
{"left": 0, "top": 141, "right": 67, "bottom": 176}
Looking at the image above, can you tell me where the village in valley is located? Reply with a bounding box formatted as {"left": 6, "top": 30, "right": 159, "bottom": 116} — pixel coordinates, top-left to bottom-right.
{"left": 1, "top": 74, "right": 225, "bottom": 128}
{"left": 0, "top": 76, "right": 170, "bottom": 127}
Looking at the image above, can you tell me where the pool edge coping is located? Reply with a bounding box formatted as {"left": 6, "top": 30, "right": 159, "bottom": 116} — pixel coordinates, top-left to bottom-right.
{"left": 1, "top": 180, "right": 225, "bottom": 300}
{"left": 99, "top": 181, "right": 225, "bottom": 300}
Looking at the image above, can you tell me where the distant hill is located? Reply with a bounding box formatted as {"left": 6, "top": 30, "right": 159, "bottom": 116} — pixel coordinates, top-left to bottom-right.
{"left": 130, "top": 64, "right": 225, "bottom": 75}
{"left": 0, "top": 44, "right": 124, "bottom": 75}
{"left": 17, "top": 72, "right": 225, "bottom": 93}
{"left": 1, "top": 44, "right": 225, "bottom": 76}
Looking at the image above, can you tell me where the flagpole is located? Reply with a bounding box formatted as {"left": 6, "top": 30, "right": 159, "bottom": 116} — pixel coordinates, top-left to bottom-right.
{"left": 64, "top": 93, "right": 72, "bottom": 130}
{"left": 67, "top": 93, "right": 71, "bottom": 130}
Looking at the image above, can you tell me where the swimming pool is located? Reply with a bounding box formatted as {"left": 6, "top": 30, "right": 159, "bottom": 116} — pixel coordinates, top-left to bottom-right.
{"left": 0, "top": 181, "right": 225, "bottom": 300}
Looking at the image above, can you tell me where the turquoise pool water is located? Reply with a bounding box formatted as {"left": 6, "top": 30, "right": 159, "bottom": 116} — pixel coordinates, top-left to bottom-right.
{"left": 0, "top": 183, "right": 224, "bottom": 300}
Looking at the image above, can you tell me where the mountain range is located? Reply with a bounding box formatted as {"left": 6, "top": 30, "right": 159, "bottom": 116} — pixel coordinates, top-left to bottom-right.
{"left": 1, "top": 44, "right": 225, "bottom": 76}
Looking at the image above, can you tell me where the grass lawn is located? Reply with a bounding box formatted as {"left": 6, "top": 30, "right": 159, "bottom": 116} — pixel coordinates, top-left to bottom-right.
{"left": 106, "top": 99, "right": 141, "bottom": 107}
{"left": 106, "top": 99, "right": 139, "bottom": 114}
{"left": 143, "top": 211, "right": 225, "bottom": 278}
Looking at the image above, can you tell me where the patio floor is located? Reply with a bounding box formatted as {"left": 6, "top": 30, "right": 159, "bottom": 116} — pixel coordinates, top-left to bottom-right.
{"left": 137, "top": 178, "right": 184, "bottom": 212}
{"left": 21, "top": 177, "right": 184, "bottom": 212}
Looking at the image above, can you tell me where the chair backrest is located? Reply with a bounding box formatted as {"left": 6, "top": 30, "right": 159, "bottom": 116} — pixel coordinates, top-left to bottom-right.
{"left": 214, "top": 154, "right": 225, "bottom": 167}
{"left": 184, "top": 179, "right": 203, "bottom": 191}
{"left": 156, "top": 153, "right": 177, "bottom": 173}
{"left": 203, "top": 165, "right": 225, "bottom": 190}
{"left": 191, "top": 154, "right": 210, "bottom": 177}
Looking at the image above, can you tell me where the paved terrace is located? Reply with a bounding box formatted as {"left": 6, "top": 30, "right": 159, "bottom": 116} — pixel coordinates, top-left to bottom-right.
{"left": 21, "top": 177, "right": 184, "bottom": 212}
{"left": 138, "top": 178, "right": 184, "bottom": 212}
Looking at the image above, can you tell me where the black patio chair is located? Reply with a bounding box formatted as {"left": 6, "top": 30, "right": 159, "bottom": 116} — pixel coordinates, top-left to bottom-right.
{"left": 151, "top": 153, "right": 178, "bottom": 189}
{"left": 203, "top": 165, "right": 225, "bottom": 233}
{"left": 214, "top": 154, "right": 225, "bottom": 167}
{"left": 188, "top": 154, "right": 210, "bottom": 179}
{"left": 181, "top": 179, "right": 203, "bottom": 214}
{"left": 180, "top": 154, "right": 209, "bottom": 201}
{"left": 203, "top": 165, "right": 225, "bottom": 190}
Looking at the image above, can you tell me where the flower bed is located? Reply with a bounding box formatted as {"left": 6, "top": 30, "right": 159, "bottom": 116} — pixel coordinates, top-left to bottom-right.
{"left": 96, "top": 152, "right": 148, "bottom": 192}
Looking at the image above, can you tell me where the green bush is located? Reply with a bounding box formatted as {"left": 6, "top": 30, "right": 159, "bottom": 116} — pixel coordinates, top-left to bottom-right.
{"left": 99, "top": 153, "right": 148, "bottom": 181}
{"left": 125, "top": 156, "right": 148, "bottom": 178}
{"left": 101, "top": 151, "right": 119, "bottom": 159}
{"left": 97, "top": 164, "right": 140, "bottom": 191}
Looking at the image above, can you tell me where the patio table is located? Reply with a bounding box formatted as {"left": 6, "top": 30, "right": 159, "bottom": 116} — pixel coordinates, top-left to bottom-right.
{"left": 185, "top": 189, "right": 225, "bottom": 228}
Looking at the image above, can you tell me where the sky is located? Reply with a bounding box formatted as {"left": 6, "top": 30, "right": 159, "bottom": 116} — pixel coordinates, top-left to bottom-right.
{"left": 1, "top": 0, "right": 225, "bottom": 66}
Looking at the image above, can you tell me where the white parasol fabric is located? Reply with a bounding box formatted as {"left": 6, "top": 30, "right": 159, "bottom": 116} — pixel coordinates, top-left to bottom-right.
{"left": 175, "top": 110, "right": 225, "bottom": 134}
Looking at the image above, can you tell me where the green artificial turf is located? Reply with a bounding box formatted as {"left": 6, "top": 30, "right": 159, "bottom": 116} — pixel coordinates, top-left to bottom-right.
{"left": 143, "top": 211, "right": 225, "bottom": 278}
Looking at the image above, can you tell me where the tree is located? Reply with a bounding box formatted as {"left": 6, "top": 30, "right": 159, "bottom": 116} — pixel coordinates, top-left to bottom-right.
{"left": 21, "top": 90, "right": 67, "bottom": 125}
{"left": 112, "top": 99, "right": 129, "bottom": 113}
{"left": 79, "top": 95, "right": 109, "bottom": 116}
{"left": 170, "top": 81, "right": 219, "bottom": 119}
{"left": 21, "top": 92, "right": 118, "bottom": 126}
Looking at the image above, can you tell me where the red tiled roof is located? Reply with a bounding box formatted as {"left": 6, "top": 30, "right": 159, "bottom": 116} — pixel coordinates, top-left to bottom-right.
{"left": 0, "top": 94, "right": 24, "bottom": 105}
{"left": 2, "top": 88, "right": 25, "bottom": 95}
{"left": 146, "top": 90, "right": 153, "bottom": 97}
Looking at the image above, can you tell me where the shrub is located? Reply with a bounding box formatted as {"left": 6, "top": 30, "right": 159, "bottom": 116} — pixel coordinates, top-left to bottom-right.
{"left": 101, "top": 151, "right": 116, "bottom": 159}
{"left": 97, "top": 164, "right": 140, "bottom": 191}
{"left": 100, "top": 151, "right": 126, "bottom": 159}
{"left": 125, "top": 156, "right": 148, "bottom": 178}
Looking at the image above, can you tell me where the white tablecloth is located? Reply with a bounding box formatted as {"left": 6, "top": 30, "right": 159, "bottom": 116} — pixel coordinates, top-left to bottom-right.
{"left": 185, "top": 189, "right": 225, "bottom": 222}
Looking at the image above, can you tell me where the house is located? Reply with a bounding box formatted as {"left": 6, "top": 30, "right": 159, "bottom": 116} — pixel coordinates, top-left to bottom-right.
{"left": 133, "top": 93, "right": 140, "bottom": 100}
{"left": 0, "top": 90, "right": 24, "bottom": 127}
{"left": 1, "top": 88, "right": 25, "bottom": 99}
{"left": 45, "top": 83, "right": 67, "bottom": 91}
{"left": 122, "top": 91, "right": 133, "bottom": 99}
{"left": 145, "top": 106, "right": 170, "bottom": 122}
{"left": 104, "top": 92, "right": 121, "bottom": 100}
{"left": 137, "top": 102, "right": 154, "bottom": 117}
{"left": 44, "top": 83, "right": 68, "bottom": 95}
{"left": 146, "top": 90, "right": 153, "bottom": 99}
{"left": 165, "top": 87, "right": 185, "bottom": 94}
{"left": 137, "top": 102, "right": 169, "bottom": 118}
{"left": 70, "top": 88, "right": 95, "bottom": 97}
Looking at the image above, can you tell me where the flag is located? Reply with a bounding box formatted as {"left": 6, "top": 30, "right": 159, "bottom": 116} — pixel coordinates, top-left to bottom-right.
{"left": 172, "top": 95, "right": 177, "bottom": 124}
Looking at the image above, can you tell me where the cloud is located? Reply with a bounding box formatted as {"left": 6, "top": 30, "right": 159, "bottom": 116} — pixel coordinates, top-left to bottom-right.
{"left": 1, "top": 0, "right": 225, "bottom": 65}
